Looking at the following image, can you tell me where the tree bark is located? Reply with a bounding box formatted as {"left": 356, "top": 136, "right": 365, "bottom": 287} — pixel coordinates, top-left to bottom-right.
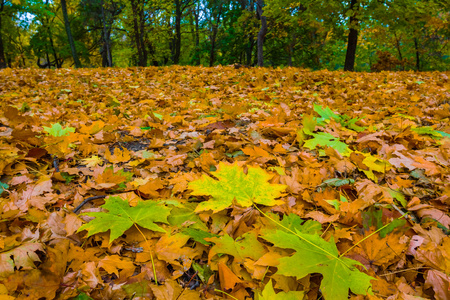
{"left": 173, "top": 0, "right": 182, "bottom": 64}
{"left": 344, "top": 0, "right": 358, "bottom": 71}
{"left": 130, "top": 0, "right": 147, "bottom": 66}
{"left": 256, "top": 0, "right": 267, "bottom": 67}
{"left": 192, "top": 4, "right": 200, "bottom": 65}
{"left": 0, "top": 0, "right": 7, "bottom": 68}
{"left": 101, "top": 0, "right": 113, "bottom": 67}
{"left": 209, "top": 4, "right": 222, "bottom": 67}
{"left": 61, "top": 0, "right": 82, "bottom": 68}
{"left": 414, "top": 37, "right": 420, "bottom": 71}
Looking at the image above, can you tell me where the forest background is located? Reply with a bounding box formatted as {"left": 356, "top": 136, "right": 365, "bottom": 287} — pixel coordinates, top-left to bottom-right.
{"left": 0, "top": 0, "right": 449, "bottom": 71}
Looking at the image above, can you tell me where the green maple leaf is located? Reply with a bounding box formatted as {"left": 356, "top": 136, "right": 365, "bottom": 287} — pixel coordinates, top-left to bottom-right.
{"left": 256, "top": 279, "right": 304, "bottom": 300}
{"left": 262, "top": 230, "right": 374, "bottom": 300}
{"left": 43, "top": 123, "right": 75, "bottom": 137}
{"left": 303, "top": 132, "right": 349, "bottom": 154}
{"left": 188, "top": 162, "right": 287, "bottom": 212}
{"left": 205, "top": 231, "right": 266, "bottom": 262}
{"left": 77, "top": 196, "right": 171, "bottom": 244}
{"left": 314, "top": 103, "right": 340, "bottom": 125}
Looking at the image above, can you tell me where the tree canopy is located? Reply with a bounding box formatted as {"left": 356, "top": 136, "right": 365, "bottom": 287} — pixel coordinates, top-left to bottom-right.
{"left": 0, "top": 0, "right": 448, "bottom": 70}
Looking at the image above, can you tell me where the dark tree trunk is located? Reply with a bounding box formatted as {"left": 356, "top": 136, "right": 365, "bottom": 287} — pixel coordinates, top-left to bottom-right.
{"left": 344, "top": 0, "right": 358, "bottom": 71}
{"left": 173, "top": 0, "right": 182, "bottom": 64}
{"left": 0, "top": 0, "right": 7, "bottom": 69}
{"left": 130, "top": 0, "right": 147, "bottom": 67}
{"left": 209, "top": 27, "right": 217, "bottom": 67}
{"left": 101, "top": 1, "right": 113, "bottom": 67}
{"left": 147, "top": 42, "right": 158, "bottom": 66}
{"left": 165, "top": 16, "right": 171, "bottom": 65}
{"left": 209, "top": 5, "right": 223, "bottom": 67}
{"left": 393, "top": 31, "right": 404, "bottom": 70}
{"left": 414, "top": 38, "right": 420, "bottom": 71}
{"left": 61, "top": 0, "right": 82, "bottom": 68}
{"left": 256, "top": 0, "right": 267, "bottom": 67}
{"left": 192, "top": 5, "right": 200, "bottom": 65}
{"left": 42, "top": 0, "right": 62, "bottom": 68}
{"left": 48, "top": 29, "right": 61, "bottom": 67}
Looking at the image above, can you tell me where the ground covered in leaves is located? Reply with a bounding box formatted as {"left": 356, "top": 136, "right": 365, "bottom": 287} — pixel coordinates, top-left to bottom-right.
{"left": 0, "top": 66, "right": 450, "bottom": 300}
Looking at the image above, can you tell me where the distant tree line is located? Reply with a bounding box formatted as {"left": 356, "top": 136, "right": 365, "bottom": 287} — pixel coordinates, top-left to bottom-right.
{"left": 0, "top": 0, "right": 448, "bottom": 71}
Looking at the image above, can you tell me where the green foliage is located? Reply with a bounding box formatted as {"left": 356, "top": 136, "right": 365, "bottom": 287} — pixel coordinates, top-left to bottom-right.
{"left": 43, "top": 123, "right": 75, "bottom": 137}
{"left": 1, "top": 0, "right": 448, "bottom": 69}
{"left": 314, "top": 104, "right": 365, "bottom": 132}
{"left": 362, "top": 208, "right": 407, "bottom": 238}
{"left": 262, "top": 229, "right": 374, "bottom": 300}
{"left": 303, "top": 132, "right": 349, "bottom": 154}
{"left": 412, "top": 126, "right": 449, "bottom": 139}
{"left": 0, "top": 182, "right": 9, "bottom": 194}
{"left": 77, "top": 196, "right": 171, "bottom": 244}
{"left": 256, "top": 279, "right": 305, "bottom": 300}
{"left": 188, "top": 162, "right": 287, "bottom": 212}
{"left": 205, "top": 232, "right": 266, "bottom": 262}
{"left": 70, "top": 293, "right": 94, "bottom": 300}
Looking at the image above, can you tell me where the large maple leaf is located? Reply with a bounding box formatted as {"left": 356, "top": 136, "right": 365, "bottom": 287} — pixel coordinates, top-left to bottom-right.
{"left": 0, "top": 242, "right": 44, "bottom": 278}
{"left": 77, "top": 196, "right": 171, "bottom": 244}
{"left": 188, "top": 162, "right": 287, "bottom": 212}
{"left": 262, "top": 230, "right": 374, "bottom": 300}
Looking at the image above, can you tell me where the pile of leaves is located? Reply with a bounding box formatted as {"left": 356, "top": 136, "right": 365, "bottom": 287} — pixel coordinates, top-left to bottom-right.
{"left": 0, "top": 66, "right": 449, "bottom": 300}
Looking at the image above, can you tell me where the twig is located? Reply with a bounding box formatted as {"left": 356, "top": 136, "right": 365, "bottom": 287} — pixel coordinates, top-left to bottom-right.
{"left": 53, "top": 155, "right": 60, "bottom": 172}
{"left": 73, "top": 195, "right": 107, "bottom": 213}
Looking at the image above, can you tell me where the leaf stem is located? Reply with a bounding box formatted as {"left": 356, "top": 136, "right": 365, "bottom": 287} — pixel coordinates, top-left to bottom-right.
{"left": 133, "top": 223, "right": 158, "bottom": 285}
{"left": 214, "top": 289, "right": 239, "bottom": 300}
{"left": 339, "top": 213, "right": 408, "bottom": 258}
{"left": 253, "top": 204, "right": 340, "bottom": 260}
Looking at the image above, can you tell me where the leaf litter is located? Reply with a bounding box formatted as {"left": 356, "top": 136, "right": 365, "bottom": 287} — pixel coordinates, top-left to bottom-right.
{"left": 0, "top": 66, "right": 450, "bottom": 299}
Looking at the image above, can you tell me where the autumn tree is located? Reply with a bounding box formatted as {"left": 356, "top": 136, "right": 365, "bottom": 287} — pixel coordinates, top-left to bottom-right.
{"left": 343, "top": 0, "right": 359, "bottom": 71}
{"left": 61, "top": 0, "right": 82, "bottom": 67}
{"left": 79, "top": 0, "right": 123, "bottom": 67}
{"left": 172, "top": 0, "right": 195, "bottom": 64}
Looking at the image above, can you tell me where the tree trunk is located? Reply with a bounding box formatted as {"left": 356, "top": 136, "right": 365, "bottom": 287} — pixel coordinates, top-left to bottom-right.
{"left": 209, "top": 5, "right": 223, "bottom": 67}
{"left": 209, "top": 25, "right": 218, "bottom": 67}
{"left": 0, "top": 0, "right": 7, "bottom": 69}
{"left": 414, "top": 37, "right": 420, "bottom": 71}
{"left": 344, "top": 0, "right": 358, "bottom": 71}
{"left": 130, "top": 0, "right": 146, "bottom": 67}
{"left": 192, "top": 5, "right": 200, "bottom": 65}
{"left": 101, "top": 1, "right": 113, "bottom": 67}
{"left": 256, "top": 0, "right": 267, "bottom": 67}
{"left": 173, "top": 0, "right": 182, "bottom": 64}
{"left": 61, "top": 0, "right": 82, "bottom": 68}
{"left": 393, "top": 31, "right": 404, "bottom": 70}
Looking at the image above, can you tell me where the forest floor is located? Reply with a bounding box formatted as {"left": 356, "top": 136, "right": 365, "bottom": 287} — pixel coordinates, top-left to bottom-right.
{"left": 0, "top": 66, "right": 450, "bottom": 300}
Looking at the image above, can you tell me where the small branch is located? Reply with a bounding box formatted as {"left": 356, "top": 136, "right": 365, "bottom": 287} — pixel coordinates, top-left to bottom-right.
{"left": 53, "top": 155, "right": 60, "bottom": 172}
{"left": 73, "top": 195, "right": 107, "bottom": 213}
